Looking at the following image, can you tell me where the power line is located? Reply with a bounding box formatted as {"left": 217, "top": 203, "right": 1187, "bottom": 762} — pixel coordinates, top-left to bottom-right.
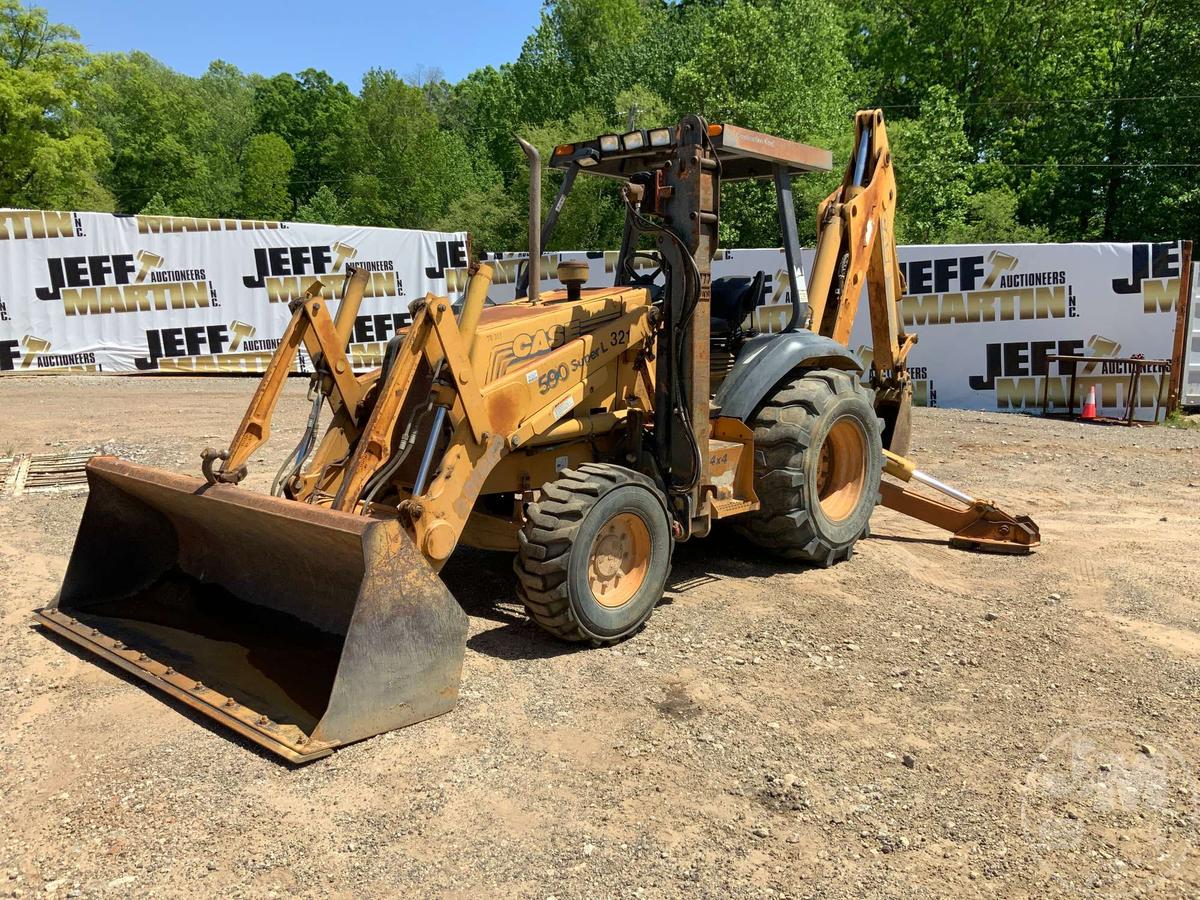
{"left": 896, "top": 161, "right": 1200, "bottom": 169}
{"left": 101, "top": 151, "right": 1198, "bottom": 206}
{"left": 108, "top": 158, "right": 1199, "bottom": 199}
{"left": 878, "top": 93, "right": 1200, "bottom": 110}
{"left": 1002, "top": 162, "right": 1199, "bottom": 168}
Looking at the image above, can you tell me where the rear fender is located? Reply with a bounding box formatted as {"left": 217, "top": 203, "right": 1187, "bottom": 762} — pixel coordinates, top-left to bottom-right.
{"left": 714, "top": 331, "right": 862, "bottom": 421}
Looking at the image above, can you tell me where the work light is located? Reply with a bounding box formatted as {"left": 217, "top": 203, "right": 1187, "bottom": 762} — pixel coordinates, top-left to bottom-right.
{"left": 648, "top": 128, "right": 671, "bottom": 147}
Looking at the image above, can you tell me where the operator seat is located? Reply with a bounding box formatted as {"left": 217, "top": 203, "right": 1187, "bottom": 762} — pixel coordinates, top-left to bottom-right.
{"left": 710, "top": 270, "right": 765, "bottom": 345}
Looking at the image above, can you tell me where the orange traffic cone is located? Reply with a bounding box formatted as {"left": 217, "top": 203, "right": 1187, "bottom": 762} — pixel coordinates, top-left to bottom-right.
{"left": 1080, "top": 384, "right": 1098, "bottom": 420}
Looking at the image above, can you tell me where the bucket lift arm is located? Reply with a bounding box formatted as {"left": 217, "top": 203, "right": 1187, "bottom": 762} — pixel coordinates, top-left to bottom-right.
{"left": 201, "top": 269, "right": 370, "bottom": 487}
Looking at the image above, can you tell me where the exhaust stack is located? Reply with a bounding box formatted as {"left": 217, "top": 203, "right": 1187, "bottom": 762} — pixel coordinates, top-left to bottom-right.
{"left": 517, "top": 136, "right": 541, "bottom": 304}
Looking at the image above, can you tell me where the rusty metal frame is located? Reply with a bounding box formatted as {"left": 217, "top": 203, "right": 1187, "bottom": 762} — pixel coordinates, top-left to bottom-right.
{"left": 805, "top": 109, "right": 915, "bottom": 455}
{"left": 549, "top": 123, "right": 831, "bottom": 182}
{"left": 426, "top": 296, "right": 491, "bottom": 444}
{"left": 807, "top": 111, "right": 914, "bottom": 363}
{"left": 331, "top": 292, "right": 496, "bottom": 514}
{"left": 1167, "top": 240, "right": 1193, "bottom": 413}
{"left": 1040, "top": 354, "right": 1172, "bottom": 425}
{"left": 647, "top": 115, "right": 719, "bottom": 536}
{"left": 710, "top": 124, "right": 832, "bottom": 176}
{"left": 409, "top": 302, "right": 655, "bottom": 567}
{"left": 879, "top": 450, "right": 1040, "bottom": 553}
{"left": 332, "top": 299, "right": 436, "bottom": 510}
{"left": 707, "top": 417, "right": 759, "bottom": 519}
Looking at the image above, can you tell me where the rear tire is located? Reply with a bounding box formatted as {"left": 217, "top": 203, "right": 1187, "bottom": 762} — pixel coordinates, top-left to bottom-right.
{"left": 515, "top": 464, "right": 673, "bottom": 644}
{"left": 736, "top": 369, "right": 882, "bottom": 566}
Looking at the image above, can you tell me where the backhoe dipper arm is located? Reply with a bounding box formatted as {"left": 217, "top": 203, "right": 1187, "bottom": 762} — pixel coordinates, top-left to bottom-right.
{"left": 803, "top": 110, "right": 1039, "bottom": 551}
{"left": 807, "top": 109, "right": 912, "bottom": 361}
{"left": 806, "top": 109, "right": 916, "bottom": 454}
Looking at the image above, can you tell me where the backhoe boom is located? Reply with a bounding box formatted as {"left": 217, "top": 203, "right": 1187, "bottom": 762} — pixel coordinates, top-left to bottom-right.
{"left": 805, "top": 110, "right": 1038, "bottom": 553}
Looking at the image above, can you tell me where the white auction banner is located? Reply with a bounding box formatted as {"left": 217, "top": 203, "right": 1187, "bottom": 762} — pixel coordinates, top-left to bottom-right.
{"left": 0, "top": 209, "right": 468, "bottom": 374}
{"left": 473, "top": 241, "right": 1186, "bottom": 419}
{"left": 1185, "top": 261, "right": 1200, "bottom": 408}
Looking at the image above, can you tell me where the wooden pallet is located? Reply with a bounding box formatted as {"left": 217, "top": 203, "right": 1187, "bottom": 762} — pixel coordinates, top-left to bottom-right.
{"left": 1, "top": 450, "right": 95, "bottom": 496}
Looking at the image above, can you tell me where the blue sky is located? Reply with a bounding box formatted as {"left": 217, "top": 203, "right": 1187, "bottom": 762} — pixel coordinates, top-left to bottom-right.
{"left": 41, "top": 0, "right": 545, "bottom": 88}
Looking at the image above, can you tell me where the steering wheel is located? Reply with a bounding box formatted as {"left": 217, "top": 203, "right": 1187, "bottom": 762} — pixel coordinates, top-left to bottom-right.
{"left": 627, "top": 252, "right": 663, "bottom": 287}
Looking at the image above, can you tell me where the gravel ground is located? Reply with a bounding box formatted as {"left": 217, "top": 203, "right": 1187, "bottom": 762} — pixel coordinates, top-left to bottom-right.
{"left": 0, "top": 376, "right": 1197, "bottom": 899}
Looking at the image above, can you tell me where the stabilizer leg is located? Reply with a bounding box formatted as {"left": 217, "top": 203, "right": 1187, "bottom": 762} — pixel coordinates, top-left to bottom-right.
{"left": 879, "top": 450, "right": 1040, "bottom": 554}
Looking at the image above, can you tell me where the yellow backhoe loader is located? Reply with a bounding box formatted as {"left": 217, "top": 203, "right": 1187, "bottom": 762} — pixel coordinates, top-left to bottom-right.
{"left": 35, "top": 111, "right": 1038, "bottom": 762}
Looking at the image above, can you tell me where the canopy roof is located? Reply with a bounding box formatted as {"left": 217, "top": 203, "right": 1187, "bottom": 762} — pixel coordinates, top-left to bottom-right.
{"left": 549, "top": 123, "right": 833, "bottom": 181}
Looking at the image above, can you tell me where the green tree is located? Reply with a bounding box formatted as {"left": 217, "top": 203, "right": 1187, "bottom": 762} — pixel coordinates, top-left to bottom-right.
{"left": 674, "top": 0, "right": 851, "bottom": 139}
{"left": 521, "top": 107, "right": 628, "bottom": 252}
{"left": 435, "top": 180, "right": 522, "bottom": 254}
{"left": 887, "top": 87, "right": 971, "bottom": 244}
{"left": 341, "top": 69, "right": 491, "bottom": 230}
{"left": 674, "top": 0, "right": 853, "bottom": 245}
{"left": 850, "top": 0, "right": 1200, "bottom": 242}
{"left": 294, "top": 184, "right": 348, "bottom": 225}
{"left": 139, "top": 191, "right": 171, "bottom": 215}
{"left": 193, "top": 60, "right": 257, "bottom": 216}
{"left": 0, "top": 1, "right": 112, "bottom": 210}
{"left": 1089, "top": 0, "right": 1200, "bottom": 240}
{"left": 946, "top": 187, "right": 1050, "bottom": 244}
{"left": 252, "top": 69, "right": 356, "bottom": 208}
{"left": 443, "top": 65, "right": 523, "bottom": 183}
{"left": 8, "top": 0, "right": 1194, "bottom": 246}
{"left": 84, "top": 52, "right": 214, "bottom": 214}
{"left": 514, "top": 0, "right": 683, "bottom": 124}
{"left": 240, "top": 133, "right": 294, "bottom": 220}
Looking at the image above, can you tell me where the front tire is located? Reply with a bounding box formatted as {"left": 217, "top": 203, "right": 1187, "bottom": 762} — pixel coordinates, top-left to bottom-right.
{"left": 515, "top": 464, "right": 673, "bottom": 644}
{"left": 736, "top": 369, "right": 882, "bottom": 565}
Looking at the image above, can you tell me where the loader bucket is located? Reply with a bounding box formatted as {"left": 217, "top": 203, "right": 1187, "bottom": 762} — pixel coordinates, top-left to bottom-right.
{"left": 34, "top": 457, "right": 467, "bottom": 763}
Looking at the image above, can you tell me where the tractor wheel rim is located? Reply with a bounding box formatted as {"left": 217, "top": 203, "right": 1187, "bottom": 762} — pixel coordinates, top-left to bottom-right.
{"left": 816, "top": 417, "right": 868, "bottom": 523}
{"left": 588, "top": 512, "right": 651, "bottom": 608}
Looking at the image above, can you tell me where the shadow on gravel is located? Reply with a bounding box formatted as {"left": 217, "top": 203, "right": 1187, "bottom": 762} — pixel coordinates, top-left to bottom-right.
{"left": 867, "top": 533, "right": 947, "bottom": 547}
{"left": 31, "top": 623, "right": 298, "bottom": 767}
{"left": 442, "top": 546, "right": 585, "bottom": 662}
{"left": 465, "top": 624, "right": 585, "bottom": 661}
{"left": 665, "top": 526, "right": 803, "bottom": 596}
{"left": 439, "top": 545, "right": 520, "bottom": 622}
{"left": 446, "top": 526, "right": 815, "bottom": 660}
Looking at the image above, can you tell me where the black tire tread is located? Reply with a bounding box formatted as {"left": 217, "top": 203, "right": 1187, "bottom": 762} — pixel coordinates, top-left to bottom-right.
{"left": 735, "top": 369, "right": 882, "bottom": 565}
{"left": 514, "top": 463, "right": 667, "bottom": 644}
